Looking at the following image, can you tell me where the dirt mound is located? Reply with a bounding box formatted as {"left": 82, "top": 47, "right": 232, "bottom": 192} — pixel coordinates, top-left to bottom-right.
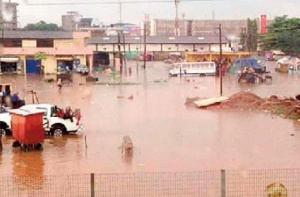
{"left": 217, "top": 92, "right": 300, "bottom": 121}
{"left": 220, "top": 92, "right": 263, "bottom": 109}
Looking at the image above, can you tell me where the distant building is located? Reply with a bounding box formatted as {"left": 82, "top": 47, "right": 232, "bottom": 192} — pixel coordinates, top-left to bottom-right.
{"left": 62, "top": 11, "right": 81, "bottom": 31}
{"left": 150, "top": 19, "right": 187, "bottom": 36}
{"left": 78, "top": 18, "right": 93, "bottom": 29}
{"left": 0, "top": 0, "right": 18, "bottom": 30}
{"left": 148, "top": 18, "right": 273, "bottom": 37}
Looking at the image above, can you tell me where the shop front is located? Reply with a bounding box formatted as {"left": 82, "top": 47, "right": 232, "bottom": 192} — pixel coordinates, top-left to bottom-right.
{"left": 0, "top": 57, "right": 24, "bottom": 74}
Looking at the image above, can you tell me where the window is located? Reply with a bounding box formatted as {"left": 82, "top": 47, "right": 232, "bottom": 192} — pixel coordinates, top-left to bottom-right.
{"left": 37, "top": 39, "right": 54, "bottom": 47}
{"left": 182, "top": 64, "right": 190, "bottom": 69}
{"left": 3, "top": 39, "right": 22, "bottom": 47}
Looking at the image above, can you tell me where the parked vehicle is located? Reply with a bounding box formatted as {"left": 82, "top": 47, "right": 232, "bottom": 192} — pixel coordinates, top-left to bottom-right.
{"left": 0, "top": 104, "right": 83, "bottom": 137}
{"left": 169, "top": 62, "right": 216, "bottom": 77}
{"left": 227, "top": 58, "right": 267, "bottom": 74}
{"left": 75, "top": 64, "right": 89, "bottom": 74}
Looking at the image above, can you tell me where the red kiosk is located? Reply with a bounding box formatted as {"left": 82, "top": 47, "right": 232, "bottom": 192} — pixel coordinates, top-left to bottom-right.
{"left": 10, "top": 108, "right": 44, "bottom": 151}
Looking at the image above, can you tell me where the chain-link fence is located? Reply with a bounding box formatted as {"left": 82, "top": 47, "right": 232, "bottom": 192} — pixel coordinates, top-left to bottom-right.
{"left": 0, "top": 169, "right": 299, "bottom": 196}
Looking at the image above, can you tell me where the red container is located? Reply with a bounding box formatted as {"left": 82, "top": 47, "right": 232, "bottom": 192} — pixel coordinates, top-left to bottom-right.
{"left": 10, "top": 109, "right": 44, "bottom": 145}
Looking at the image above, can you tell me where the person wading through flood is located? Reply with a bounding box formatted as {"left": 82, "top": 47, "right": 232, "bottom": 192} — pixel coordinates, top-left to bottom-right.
{"left": 12, "top": 92, "right": 20, "bottom": 109}
{"left": 57, "top": 78, "right": 62, "bottom": 89}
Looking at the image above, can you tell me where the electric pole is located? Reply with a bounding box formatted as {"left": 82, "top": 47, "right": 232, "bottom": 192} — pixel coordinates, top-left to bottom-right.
{"left": 118, "top": 31, "right": 122, "bottom": 73}
{"left": 218, "top": 24, "right": 223, "bottom": 96}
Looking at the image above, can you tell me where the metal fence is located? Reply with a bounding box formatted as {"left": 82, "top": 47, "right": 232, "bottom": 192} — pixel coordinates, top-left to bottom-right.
{"left": 0, "top": 169, "right": 300, "bottom": 196}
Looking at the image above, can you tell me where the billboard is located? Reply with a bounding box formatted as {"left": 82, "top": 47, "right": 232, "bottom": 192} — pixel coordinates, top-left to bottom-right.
{"left": 260, "top": 15, "right": 267, "bottom": 34}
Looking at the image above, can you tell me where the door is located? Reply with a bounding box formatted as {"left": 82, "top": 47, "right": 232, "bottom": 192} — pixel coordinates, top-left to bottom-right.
{"left": 26, "top": 59, "right": 41, "bottom": 74}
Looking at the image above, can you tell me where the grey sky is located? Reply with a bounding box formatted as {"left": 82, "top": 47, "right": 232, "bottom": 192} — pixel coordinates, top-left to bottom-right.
{"left": 14, "top": 0, "right": 300, "bottom": 27}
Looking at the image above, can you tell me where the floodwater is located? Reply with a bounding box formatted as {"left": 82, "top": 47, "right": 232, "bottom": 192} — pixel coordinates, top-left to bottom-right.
{"left": 0, "top": 61, "right": 300, "bottom": 179}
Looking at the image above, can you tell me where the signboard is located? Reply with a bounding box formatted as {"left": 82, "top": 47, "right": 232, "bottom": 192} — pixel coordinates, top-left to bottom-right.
{"left": 260, "top": 15, "right": 267, "bottom": 34}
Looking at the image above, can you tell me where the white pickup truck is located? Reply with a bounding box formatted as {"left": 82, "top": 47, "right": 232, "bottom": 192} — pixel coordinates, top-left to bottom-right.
{"left": 0, "top": 104, "right": 83, "bottom": 137}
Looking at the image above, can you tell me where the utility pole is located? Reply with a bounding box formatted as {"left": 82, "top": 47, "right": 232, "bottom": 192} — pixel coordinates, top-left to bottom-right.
{"left": 122, "top": 31, "right": 126, "bottom": 71}
{"left": 117, "top": 31, "right": 122, "bottom": 73}
{"left": 218, "top": 24, "right": 223, "bottom": 96}
{"left": 174, "top": 0, "right": 180, "bottom": 36}
{"left": 143, "top": 22, "right": 147, "bottom": 69}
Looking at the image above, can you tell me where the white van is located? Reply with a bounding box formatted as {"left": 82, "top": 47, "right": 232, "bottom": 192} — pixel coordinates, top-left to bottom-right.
{"left": 169, "top": 62, "right": 216, "bottom": 77}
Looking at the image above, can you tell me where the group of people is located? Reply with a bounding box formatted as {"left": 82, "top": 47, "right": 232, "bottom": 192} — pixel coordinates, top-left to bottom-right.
{"left": 54, "top": 106, "right": 74, "bottom": 122}
{"left": 0, "top": 92, "right": 24, "bottom": 110}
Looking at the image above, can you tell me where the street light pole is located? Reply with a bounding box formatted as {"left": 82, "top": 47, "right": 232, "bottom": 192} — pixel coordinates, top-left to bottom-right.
{"left": 218, "top": 24, "right": 223, "bottom": 96}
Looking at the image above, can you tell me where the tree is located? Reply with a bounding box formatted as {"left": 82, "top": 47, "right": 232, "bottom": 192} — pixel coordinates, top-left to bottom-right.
{"left": 23, "top": 21, "right": 60, "bottom": 31}
{"left": 34, "top": 51, "right": 47, "bottom": 61}
{"left": 239, "top": 18, "right": 258, "bottom": 52}
{"left": 260, "top": 15, "right": 300, "bottom": 55}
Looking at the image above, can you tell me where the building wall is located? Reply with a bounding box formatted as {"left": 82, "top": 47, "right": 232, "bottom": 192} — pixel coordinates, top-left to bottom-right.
{"left": 151, "top": 19, "right": 186, "bottom": 36}
{"left": 62, "top": 15, "right": 76, "bottom": 31}
{"left": 91, "top": 43, "right": 229, "bottom": 53}
{"left": 178, "top": 44, "right": 194, "bottom": 52}
{"left": 149, "top": 19, "right": 270, "bottom": 37}
{"left": 43, "top": 56, "right": 57, "bottom": 74}
{"left": 2, "top": 31, "right": 93, "bottom": 75}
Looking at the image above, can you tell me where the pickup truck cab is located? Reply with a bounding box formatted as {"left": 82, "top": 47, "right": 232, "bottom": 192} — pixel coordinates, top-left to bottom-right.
{"left": 0, "top": 104, "right": 83, "bottom": 137}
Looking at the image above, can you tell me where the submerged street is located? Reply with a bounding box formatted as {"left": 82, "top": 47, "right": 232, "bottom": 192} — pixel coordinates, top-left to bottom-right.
{"left": 0, "top": 61, "right": 299, "bottom": 178}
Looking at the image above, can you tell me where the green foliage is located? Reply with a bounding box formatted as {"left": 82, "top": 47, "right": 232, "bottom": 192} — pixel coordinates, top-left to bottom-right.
{"left": 239, "top": 18, "right": 258, "bottom": 52}
{"left": 260, "top": 15, "right": 300, "bottom": 55}
{"left": 23, "top": 20, "right": 60, "bottom": 31}
{"left": 34, "top": 51, "right": 47, "bottom": 60}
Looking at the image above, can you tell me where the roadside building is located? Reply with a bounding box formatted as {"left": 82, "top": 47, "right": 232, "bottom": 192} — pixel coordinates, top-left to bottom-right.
{"left": 87, "top": 35, "right": 229, "bottom": 62}
{"left": 0, "top": 31, "right": 93, "bottom": 75}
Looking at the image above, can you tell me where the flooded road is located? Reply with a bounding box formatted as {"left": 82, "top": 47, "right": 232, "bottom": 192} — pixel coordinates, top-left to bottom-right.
{"left": 0, "top": 61, "right": 300, "bottom": 178}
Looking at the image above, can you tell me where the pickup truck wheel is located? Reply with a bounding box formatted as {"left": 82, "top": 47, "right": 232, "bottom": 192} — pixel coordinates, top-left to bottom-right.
{"left": 51, "top": 125, "right": 66, "bottom": 138}
{"left": 0, "top": 125, "right": 11, "bottom": 136}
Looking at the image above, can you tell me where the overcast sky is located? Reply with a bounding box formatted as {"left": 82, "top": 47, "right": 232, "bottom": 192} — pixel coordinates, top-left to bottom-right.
{"left": 12, "top": 0, "right": 300, "bottom": 27}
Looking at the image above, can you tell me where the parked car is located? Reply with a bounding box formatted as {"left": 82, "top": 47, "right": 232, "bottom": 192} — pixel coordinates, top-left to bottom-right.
{"left": 0, "top": 104, "right": 83, "bottom": 137}
{"left": 75, "top": 64, "right": 89, "bottom": 74}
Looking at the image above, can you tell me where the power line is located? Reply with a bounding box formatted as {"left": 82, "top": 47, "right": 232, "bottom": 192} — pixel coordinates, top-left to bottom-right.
{"left": 24, "top": 0, "right": 241, "bottom": 6}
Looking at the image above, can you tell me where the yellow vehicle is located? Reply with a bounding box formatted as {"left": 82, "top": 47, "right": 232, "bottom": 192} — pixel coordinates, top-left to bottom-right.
{"left": 186, "top": 52, "right": 251, "bottom": 62}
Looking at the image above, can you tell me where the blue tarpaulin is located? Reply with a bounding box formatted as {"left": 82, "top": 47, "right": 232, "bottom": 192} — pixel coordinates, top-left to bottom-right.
{"left": 227, "top": 58, "right": 264, "bottom": 74}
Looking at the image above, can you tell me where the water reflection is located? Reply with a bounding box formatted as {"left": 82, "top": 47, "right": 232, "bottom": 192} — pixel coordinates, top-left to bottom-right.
{"left": 12, "top": 149, "right": 44, "bottom": 189}
{"left": 0, "top": 61, "right": 298, "bottom": 176}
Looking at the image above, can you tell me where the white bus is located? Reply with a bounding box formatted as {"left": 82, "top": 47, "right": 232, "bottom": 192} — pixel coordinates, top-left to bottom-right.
{"left": 169, "top": 62, "right": 216, "bottom": 77}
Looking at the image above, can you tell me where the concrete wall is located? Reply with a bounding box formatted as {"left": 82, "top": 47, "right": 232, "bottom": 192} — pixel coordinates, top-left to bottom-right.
{"left": 92, "top": 43, "right": 230, "bottom": 53}
{"left": 178, "top": 44, "right": 194, "bottom": 52}
{"left": 43, "top": 56, "right": 57, "bottom": 74}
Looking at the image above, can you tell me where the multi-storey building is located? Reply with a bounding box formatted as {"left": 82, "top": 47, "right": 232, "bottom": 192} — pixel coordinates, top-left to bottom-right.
{"left": 62, "top": 11, "right": 81, "bottom": 31}
{"left": 149, "top": 17, "right": 273, "bottom": 37}
{"left": 0, "top": 0, "right": 18, "bottom": 30}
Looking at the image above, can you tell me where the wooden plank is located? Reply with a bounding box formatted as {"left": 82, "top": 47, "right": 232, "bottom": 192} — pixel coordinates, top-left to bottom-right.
{"left": 194, "top": 96, "right": 228, "bottom": 108}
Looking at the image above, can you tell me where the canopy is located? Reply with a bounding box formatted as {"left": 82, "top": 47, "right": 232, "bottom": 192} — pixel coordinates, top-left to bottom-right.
{"left": 227, "top": 58, "right": 263, "bottom": 74}
{"left": 277, "top": 57, "right": 300, "bottom": 66}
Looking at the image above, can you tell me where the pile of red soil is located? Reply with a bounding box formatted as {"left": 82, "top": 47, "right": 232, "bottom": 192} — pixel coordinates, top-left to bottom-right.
{"left": 216, "top": 92, "right": 300, "bottom": 120}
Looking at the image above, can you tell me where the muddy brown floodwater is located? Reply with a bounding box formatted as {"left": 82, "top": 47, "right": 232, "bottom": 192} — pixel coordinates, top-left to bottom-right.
{"left": 0, "top": 61, "right": 300, "bottom": 178}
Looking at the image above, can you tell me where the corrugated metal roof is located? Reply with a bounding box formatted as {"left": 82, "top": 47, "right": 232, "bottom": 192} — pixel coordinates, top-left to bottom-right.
{"left": 87, "top": 36, "right": 227, "bottom": 45}
{"left": 2, "top": 31, "right": 73, "bottom": 39}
